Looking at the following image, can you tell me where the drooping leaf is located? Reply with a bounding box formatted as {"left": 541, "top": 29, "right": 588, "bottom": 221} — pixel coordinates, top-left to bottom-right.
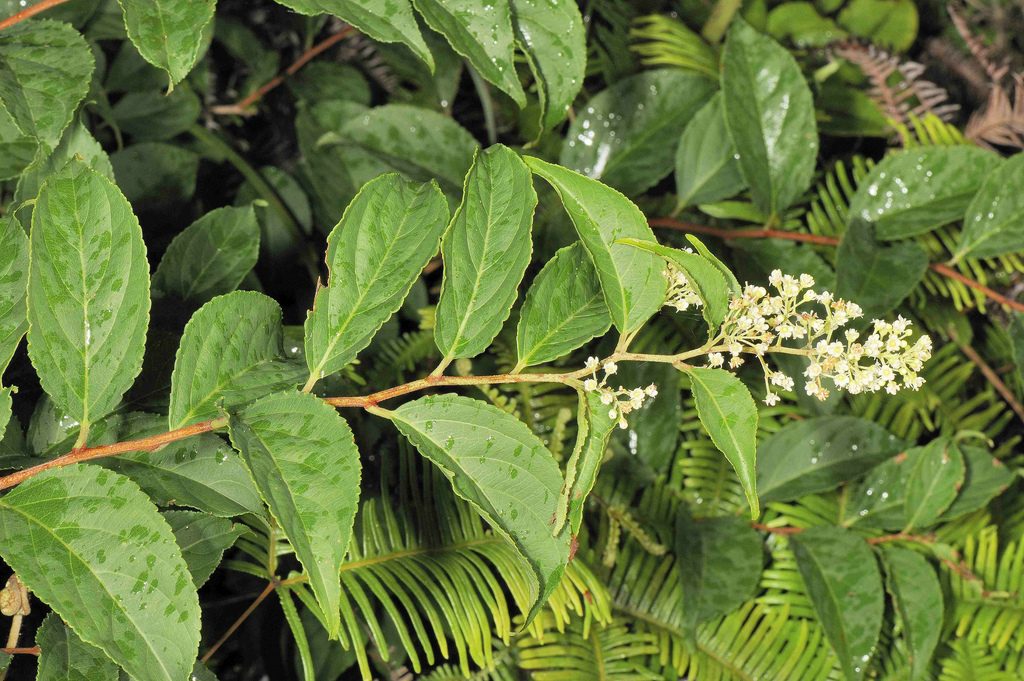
{"left": 721, "top": 19, "right": 818, "bottom": 217}
{"left": 276, "top": 0, "right": 433, "bottom": 70}
{"left": 790, "top": 526, "right": 884, "bottom": 681}
{"left": 510, "top": 0, "right": 585, "bottom": 132}
{"left": 412, "top": 0, "right": 526, "bottom": 107}
{"left": 229, "top": 390, "right": 361, "bottom": 639}
{"left": 118, "top": 0, "right": 216, "bottom": 85}
{"left": 111, "top": 142, "right": 199, "bottom": 207}
{"left": 27, "top": 160, "right": 150, "bottom": 442}
{"left": 164, "top": 510, "right": 244, "bottom": 588}
{"left": 880, "top": 546, "right": 942, "bottom": 680}
{"left": 676, "top": 93, "right": 748, "bottom": 209}
{"left": 758, "top": 416, "right": 903, "bottom": 502}
{"left": 684, "top": 366, "right": 759, "bottom": 517}
{"left": 525, "top": 156, "right": 666, "bottom": 333}
{"left": 684, "top": 235, "right": 741, "bottom": 294}
{"left": 835, "top": 219, "right": 929, "bottom": 319}
{"left": 675, "top": 510, "right": 762, "bottom": 635}
{"left": 304, "top": 173, "right": 448, "bottom": 387}
{"left": 152, "top": 206, "right": 260, "bottom": 305}
{"left": 903, "top": 437, "right": 965, "bottom": 530}
{"left": 379, "top": 394, "right": 570, "bottom": 620}
{"left": 0, "top": 389, "right": 12, "bottom": 452}
{"left": 104, "top": 413, "right": 264, "bottom": 518}
{"left": 953, "top": 153, "right": 1024, "bottom": 261}
{"left": 941, "top": 445, "right": 1014, "bottom": 521}
{"left": 516, "top": 243, "right": 611, "bottom": 369}
{"left": 620, "top": 238, "right": 730, "bottom": 332}
{"left": 110, "top": 86, "right": 201, "bottom": 141}
{"left": 0, "top": 465, "right": 200, "bottom": 681}
{"left": 0, "top": 215, "right": 27, "bottom": 374}
{"left": 35, "top": 612, "right": 119, "bottom": 681}
{"left": 435, "top": 145, "right": 536, "bottom": 363}
{"left": 561, "top": 69, "right": 716, "bottom": 196}
{"left": 837, "top": 0, "right": 917, "bottom": 52}
{"left": 848, "top": 147, "right": 1001, "bottom": 240}
{"left": 565, "top": 391, "right": 616, "bottom": 536}
{"left": 0, "top": 20, "right": 94, "bottom": 150}
{"left": 842, "top": 454, "right": 909, "bottom": 530}
{"left": 169, "top": 291, "right": 305, "bottom": 429}
{"left": 336, "top": 104, "right": 478, "bottom": 194}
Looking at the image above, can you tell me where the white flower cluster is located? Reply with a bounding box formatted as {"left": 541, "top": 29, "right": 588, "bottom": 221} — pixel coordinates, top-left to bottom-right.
{"left": 664, "top": 260, "right": 703, "bottom": 312}
{"left": 704, "top": 270, "right": 932, "bottom": 406}
{"left": 582, "top": 357, "right": 658, "bottom": 429}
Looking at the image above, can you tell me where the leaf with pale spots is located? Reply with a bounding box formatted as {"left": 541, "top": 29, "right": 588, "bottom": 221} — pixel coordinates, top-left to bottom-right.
{"left": 563, "top": 391, "right": 616, "bottom": 535}
{"left": 0, "top": 465, "right": 201, "bottom": 681}
{"left": 35, "top": 613, "right": 119, "bottom": 681}
{"left": 684, "top": 366, "right": 759, "bottom": 518}
{"left": 791, "top": 526, "right": 884, "bottom": 681}
{"left": 118, "top": 0, "right": 216, "bottom": 85}
{"left": 904, "top": 437, "right": 965, "bottom": 530}
{"left": 0, "top": 214, "right": 28, "bottom": 374}
{"left": 525, "top": 156, "right": 666, "bottom": 333}
{"left": 881, "top": 546, "right": 942, "bottom": 680}
{"left": 228, "top": 390, "right": 361, "bottom": 639}
{"left": 435, "top": 145, "right": 536, "bottom": 362}
{"left": 164, "top": 510, "right": 245, "bottom": 588}
{"left": 28, "top": 160, "right": 150, "bottom": 443}
{"left": 380, "top": 394, "right": 570, "bottom": 622}
{"left": 169, "top": 291, "right": 305, "bottom": 429}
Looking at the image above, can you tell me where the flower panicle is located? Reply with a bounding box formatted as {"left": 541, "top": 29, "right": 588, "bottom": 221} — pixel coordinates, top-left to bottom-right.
{"left": 582, "top": 357, "right": 657, "bottom": 430}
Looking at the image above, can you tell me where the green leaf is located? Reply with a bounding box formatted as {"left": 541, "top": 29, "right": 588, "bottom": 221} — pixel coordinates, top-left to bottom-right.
{"left": 111, "top": 142, "right": 199, "bottom": 207}
{"left": 152, "top": 206, "right": 260, "bottom": 304}
{"left": 35, "top": 612, "right": 119, "bottom": 681}
{"left": 842, "top": 454, "right": 909, "bottom": 530}
{"left": 28, "top": 160, "right": 150, "bottom": 442}
{"left": 620, "top": 238, "right": 730, "bottom": 332}
{"left": 336, "top": 104, "right": 478, "bottom": 195}
{"left": 525, "top": 157, "right": 666, "bottom": 333}
{"left": 758, "top": 416, "right": 903, "bottom": 502}
{"left": 848, "top": 147, "right": 1001, "bottom": 240}
{"left": 516, "top": 243, "right": 611, "bottom": 369}
{"left": 164, "top": 510, "right": 244, "bottom": 588}
{"left": 954, "top": 153, "right": 1024, "bottom": 260}
{"left": 229, "top": 390, "right": 361, "bottom": 639}
{"left": 684, "top": 366, "right": 759, "bottom": 518}
{"left": 510, "top": 0, "right": 585, "bottom": 132}
{"left": 721, "top": 19, "right": 818, "bottom": 217}
{"left": 0, "top": 215, "right": 27, "bottom": 374}
{"left": 560, "top": 69, "right": 716, "bottom": 196}
{"left": 380, "top": 394, "right": 570, "bottom": 620}
{"left": 277, "top": 0, "right": 433, "bottom": 71}
{"left": 0, "top": 20, "right": 94, "bottom": 150}
{"left": 941, "top": 445, "right": 1014, "bottom": 521}
{"left": 903, "top": 437, "right": 965, "bottom": 530}
{"left": 305, "top": 172, "right": 448, "bottom": 386}
{"left": 110, "top": 86, "right": 201, "bottom": 142}
{"left": 12, "top": 121, "right": 113, "bottom": 220}
{"left": 790, "top": 526, "right": 883, "bottom": 681}
{"left": 435, "top": 145, "right": 536, "bottom": 362}
{"left": 676, "top": 93, "right": 748, "bottom": 209}
{"left": 117, "top": 0, "right": 216, "bottom": 85}
{"left": 880, "top": 546, "right": 941, "bottom": 680}
{"left": 170, "top": 291, "right": 305, "bottom": 429}
{"left": 0, "top": 389, "right": 11, "bottom": 441}
{"left": 766, "top": 2, "right": 847, "bottom": 47}
{"left": 837, "top": 0, "right": 917, "bottom": 52}
{"left": 675, "top": 511, "right": 762, "bottom": 633}
{"left": 104, "top": 412, "right": 264, "bottom": 518}
{"left": 565, "top": 391, "right": 616, "bottom": 536}
{"left": 412, "top": 0, "right": 526, "bottom": 107}
{"left": 0, "top": 465, "right": 200, "bottom": 681}
{"left": 835, "top": 219, "right": 929, "bottom": 319}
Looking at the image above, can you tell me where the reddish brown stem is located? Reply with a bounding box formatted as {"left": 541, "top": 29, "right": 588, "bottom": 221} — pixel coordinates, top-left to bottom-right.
{"left": 866, "top": 532, "right": 935, "bottom": 545}
{"left": 212, "top": 26, "right": 354, "bottom": 115}
{"left": 0, "top": 646, "right": 38, "bottom": 656}
{"left": 651, "top": 217, "right": 1024, "bottom": 314}
{"left": 0, "top": 0, "right": 70, "bottom": 30}
{"left": 200, "top": 581, "right": 276, "bottom": 663}
{"left": 750, "top": 523, "right": 804, "bottom": 536}
{"left": 323, "top": 372, "right": 572, "bottom": 408}
{"left": 950, "top": 329, "right": 1024, "bottom": 424}
{"left": 0, "top": 419, "right": 222, "bottom": 492}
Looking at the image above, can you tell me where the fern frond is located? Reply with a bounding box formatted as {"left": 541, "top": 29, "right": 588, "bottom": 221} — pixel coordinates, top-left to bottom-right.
{"left": 329, "top": 487, "right": 610, "bottom": 680}
{"left": 757, "top": 539, "right": 817, "bottom": 620}
{"left": 832, "top": 42, "right": 959, "bottom": 126}
{"left": 894, "top": 113, "right": 970, "bottom": 147}
{"left": 371, "top": 328, "right": 438, "bottom": 384}
{"left": 629, "top": 14, "right": 718, "bottom": 79}
{"left": 948, "top": 526, "right": 1024, "bottom": 653}
{"left": 516, "top": 613, "right": 662, "bottom": 680}
{"left": 966, "top": 75, "right": 1024, "bottom": 150}
{"left": 938, "top": 639, "right": 1018, "bottom": 681}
